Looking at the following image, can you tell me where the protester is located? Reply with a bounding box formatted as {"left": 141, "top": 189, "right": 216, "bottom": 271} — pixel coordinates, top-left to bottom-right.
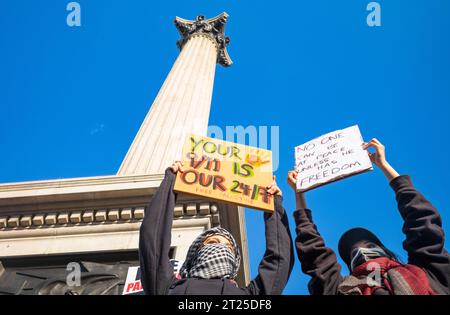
{"left": 139, "top": 161, "right": 294, "bottom": 295}
{"left": 289, "top": 138, "right": 449, "bottom": 295}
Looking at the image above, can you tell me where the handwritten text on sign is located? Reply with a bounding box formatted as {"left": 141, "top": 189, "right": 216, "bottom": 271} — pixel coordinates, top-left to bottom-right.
{"left": 174, "top": 135, "right": 274, "bottom": 212}
{"left": 295, "top": 125, "right": 373, "bottom": 192}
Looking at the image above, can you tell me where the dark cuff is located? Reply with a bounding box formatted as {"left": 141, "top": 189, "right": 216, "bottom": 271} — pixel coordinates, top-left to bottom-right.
{"left": 274, "top": 194, "right": 283, "bottom": 205}
{"left": 273, "top": 194, "right": 284, "bottom": 214}
{"left": 389, "top": 175, "right": 413, "bottom": 192}
{"left": 165, "top": 167, "right": 176, "bottom": 178}
{"left": 293, "top": 208, "right": 313, "bottom": 225}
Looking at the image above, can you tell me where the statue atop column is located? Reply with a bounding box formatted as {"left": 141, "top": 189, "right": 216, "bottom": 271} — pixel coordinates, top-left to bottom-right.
{"left": 174, "top": 12, "right": 232, "bottom": 67}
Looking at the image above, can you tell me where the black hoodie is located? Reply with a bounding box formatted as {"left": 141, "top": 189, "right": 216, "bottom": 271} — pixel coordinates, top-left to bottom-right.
{"left": 293, "top": 175, "right": 450, "bottom": 295}
{"left": 139, "top": 168, "right": 294, "bottom": 295}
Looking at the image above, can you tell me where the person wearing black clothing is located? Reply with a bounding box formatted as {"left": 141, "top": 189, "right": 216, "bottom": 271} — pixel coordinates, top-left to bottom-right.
{"left": 289, "top": 138, "right": 449, "bottom": 295}
{"left": 139, "top": 161, "right": 294, "bottom": 295}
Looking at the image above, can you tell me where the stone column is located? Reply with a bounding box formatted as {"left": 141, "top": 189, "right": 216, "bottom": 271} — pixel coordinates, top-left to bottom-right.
{"left": 118, "top": 13, "right": 232, "bottom": 175}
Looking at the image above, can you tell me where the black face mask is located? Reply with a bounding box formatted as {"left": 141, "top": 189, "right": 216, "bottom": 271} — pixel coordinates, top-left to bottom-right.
{"left": 350, "top": 246, "right": 388, "bottom": 271}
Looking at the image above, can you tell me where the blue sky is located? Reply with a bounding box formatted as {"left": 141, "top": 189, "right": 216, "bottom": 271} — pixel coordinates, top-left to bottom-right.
{"left": 1, "top": 1, "right": 449, "bottom": 295}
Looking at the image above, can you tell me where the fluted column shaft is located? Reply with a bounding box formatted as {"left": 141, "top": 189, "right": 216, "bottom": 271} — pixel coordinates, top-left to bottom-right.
{"left": 118, "top": 34, "right": 218, "bottom": 175}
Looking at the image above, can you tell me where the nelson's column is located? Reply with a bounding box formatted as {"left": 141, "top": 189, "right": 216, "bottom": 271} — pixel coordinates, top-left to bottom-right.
{"left": 0, "top": 13, "right": 250, "bottom": 295}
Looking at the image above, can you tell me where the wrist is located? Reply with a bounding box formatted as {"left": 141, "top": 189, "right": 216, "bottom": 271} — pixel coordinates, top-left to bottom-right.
{"left": 378, "top": 160, "right": 390, "bottom": 170}
{"left": 295, "top": 192, "right": 307, "bottom": 209}
{"left": 379, "top": 161, "right": 400, "bottom": 181}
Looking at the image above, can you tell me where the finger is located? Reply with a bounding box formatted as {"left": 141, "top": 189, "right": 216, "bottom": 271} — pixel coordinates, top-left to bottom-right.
{"left": 370, "top": 142, "right": 382, "bottom": 151}
{"left": 288, "top": 171, "right": 298, "bottom": 181}
{"left": 364, "top": 141, "right": 381, "bottom": 151}
{"left": 175, "top": 162, "right": 184, "bottom": 173}
{"left": 364, "top": 141, "right": 376, "bottom": 148}
{"left": 287, "top": 173, "right": 293, "bottom": 182}
{"left": 369, "top": 139, "right": 382, "bottom": 147}
{"left": 170, "top": 164, "right": 178, "bottom": 173}
{"left": 173, "top": 164, "right": 183, "bottom": 173}
{"left": 288, "top": 173, "right": 295, "bottom": 183}
{"left": 372, "top": 138, "right": 382, "bottom": 145}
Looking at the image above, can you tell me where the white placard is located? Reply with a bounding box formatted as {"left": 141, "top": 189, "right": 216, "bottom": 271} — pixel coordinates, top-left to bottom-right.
{"left": 122, "top": 260, "right": 184, "bottom": 295}
{"left": 295, "top": 125, "right": 373, "bottom": 192}
{"left": 122, "top": 266, "right": 144, "bottom": 295}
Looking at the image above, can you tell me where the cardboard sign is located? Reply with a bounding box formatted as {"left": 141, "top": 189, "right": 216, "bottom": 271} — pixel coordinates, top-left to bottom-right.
{"left": 174, "top": 134, "right": 275, "bottom": 212}
{"left": 295, "top": 125, "right": 373, "bottom": 192}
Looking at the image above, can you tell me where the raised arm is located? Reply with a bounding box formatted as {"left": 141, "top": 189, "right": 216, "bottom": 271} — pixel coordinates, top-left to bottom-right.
{"left": 139, "top": 162, "right": 183, "bottom": 295}
{"left": 288, "top": 170, "right": 343, "bottom": 295}
{"left": 364, "top": 138, "right": 450, "bottom": 294}
{"left": 244, "top": 180, "right": 295, "bottom": 295}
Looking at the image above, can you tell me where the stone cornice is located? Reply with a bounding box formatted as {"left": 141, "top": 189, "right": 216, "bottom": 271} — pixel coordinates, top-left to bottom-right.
{"left": 0, "top": 175, "right": 220, "bottom": 232}
{"left": 174, "top": 12, "right": 232, "bottom": 67}
{"left": 0, "top": 174, "right": 164, "bottom": 209}
{"left": 0, "top": 173, "right": 164, "bottom": 194}
{"left": 0, "top": 201, "right": 220, "bottom": 232}
{"left": 0, "top": 200, "right": 221, "bottom": 259}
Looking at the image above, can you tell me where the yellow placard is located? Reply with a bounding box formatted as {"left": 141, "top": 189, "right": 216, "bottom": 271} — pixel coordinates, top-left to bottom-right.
{"left": 174, "top": 134, "right": 275, "bottom": 212}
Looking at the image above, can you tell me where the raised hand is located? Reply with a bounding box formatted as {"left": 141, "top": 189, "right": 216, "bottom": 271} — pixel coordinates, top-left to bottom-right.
{"left": 287, "top": 170, "right": 307, "bottom": 209}
{"left": 170, "top": 161, "right": 185, "bottom": 174}
{"left": 287, "top": 170, "right": 299, "bottom": 191}
{"left": 363, "top": 138, "right": 400, "bottom": 181}
{"left": 363, "top": 138, "right": 387, "bottom": 168}
{"left": 266, "top": 176, "right": 282, "bottom": 196}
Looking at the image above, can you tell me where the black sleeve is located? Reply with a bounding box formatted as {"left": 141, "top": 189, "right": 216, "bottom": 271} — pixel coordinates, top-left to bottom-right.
{"left": 244, "top": 195, "right": 295, "bottom": 295}
{"left": 139, "top": 168, "right": 177, "bottom": 295}
{"left": 390, "top": 175, "right": 450, "bottom": 294}
{"left": 293, "top": 208, "right": 343, "bottom": 295}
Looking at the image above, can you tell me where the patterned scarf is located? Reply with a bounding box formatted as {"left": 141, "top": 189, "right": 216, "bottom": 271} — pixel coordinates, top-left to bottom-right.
{"left": 338, "top": 257, "right": 436, "bottom": 295}
{"left": 180, "top": 227, "right": 241, "bottom": 280}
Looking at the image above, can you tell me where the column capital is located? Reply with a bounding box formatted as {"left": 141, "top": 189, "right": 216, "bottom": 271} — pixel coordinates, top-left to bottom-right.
{"left": 174, "top": 12, "right": 232, "bottom": 67}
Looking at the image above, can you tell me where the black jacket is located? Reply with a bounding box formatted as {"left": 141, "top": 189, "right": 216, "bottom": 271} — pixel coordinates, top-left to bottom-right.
{"left": 294, "top": 175, "right": 450, "bottom": 295}
{"left": 139, "top": 168, "right": 294, "bottom": 295}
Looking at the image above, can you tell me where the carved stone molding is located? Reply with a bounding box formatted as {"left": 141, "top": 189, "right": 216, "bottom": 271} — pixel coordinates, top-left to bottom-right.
{"left": 0, "top": 201, "right": 220, "bottom": 231}
{"left": 174, "top": 12, "right": 232, "bottom": 67}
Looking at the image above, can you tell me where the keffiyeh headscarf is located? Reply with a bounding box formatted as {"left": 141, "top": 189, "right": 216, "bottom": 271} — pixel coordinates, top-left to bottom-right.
{"left": 180, "top": 227, "right": 241, "bottom": 280}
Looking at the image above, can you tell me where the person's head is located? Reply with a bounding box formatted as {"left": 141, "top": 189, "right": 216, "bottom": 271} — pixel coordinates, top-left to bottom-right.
{"left": 338, "top": 228, "right": 398, "bottom": 272}
{"left": 202, "top": 234, "right": 234, "bottom": 252}
{"left": 180, "top": 227, "right": 241, "bottom": 280}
